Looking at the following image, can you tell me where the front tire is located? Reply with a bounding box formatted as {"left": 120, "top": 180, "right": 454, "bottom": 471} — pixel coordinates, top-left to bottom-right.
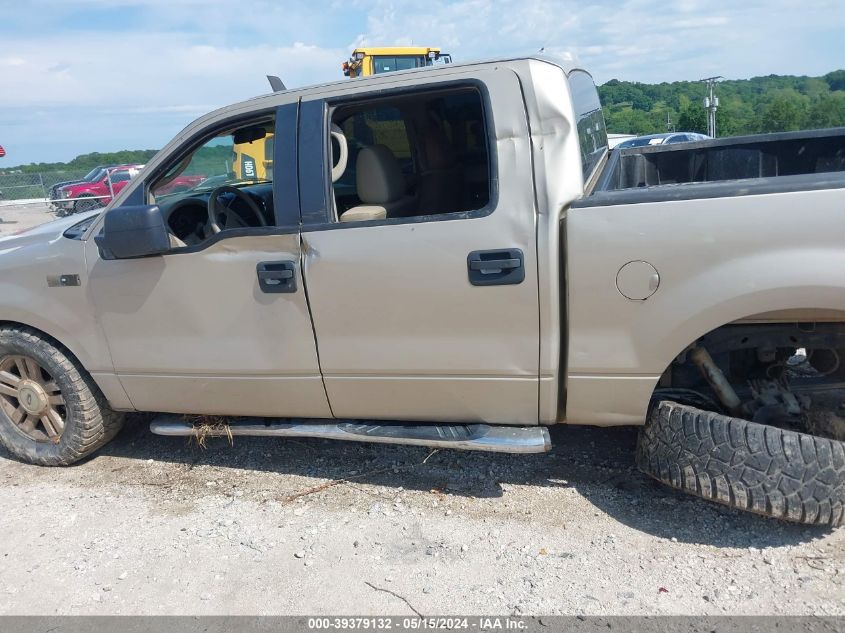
{"left": 0, "top": 327, "right": 123, "bottom": 466}
{"left": 637, "top": 401, "right": 845, "bottom": 526}
{"left": 73, "top": 195, "right": 101, "bottom": 214}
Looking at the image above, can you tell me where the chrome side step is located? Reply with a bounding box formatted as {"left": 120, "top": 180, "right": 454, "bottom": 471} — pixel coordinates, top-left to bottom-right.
{"left": 149, "top": 417, "right": 551, "bottom": 454}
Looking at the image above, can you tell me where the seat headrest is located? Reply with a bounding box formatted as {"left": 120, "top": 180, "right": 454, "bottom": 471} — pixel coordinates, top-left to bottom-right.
{"left": 356, "top": 145, "right": 405, "bottom": 204}
{"left": 419, "top": 112, "right": 456, "bottom": 171}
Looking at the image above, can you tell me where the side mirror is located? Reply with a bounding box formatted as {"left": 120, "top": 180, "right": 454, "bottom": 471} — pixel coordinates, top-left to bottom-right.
{"left": 95, "top": 205, "right": 171, "bottom": 260}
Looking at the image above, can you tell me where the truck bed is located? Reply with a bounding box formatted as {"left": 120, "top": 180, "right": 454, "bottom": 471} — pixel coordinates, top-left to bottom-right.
{"left": 583, "top": 127, "right": 845, "bottom": 206}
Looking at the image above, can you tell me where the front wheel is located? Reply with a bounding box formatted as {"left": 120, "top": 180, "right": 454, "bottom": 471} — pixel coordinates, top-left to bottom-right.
{"left": 0, "top": 327, "right": 123, "bottom": 466}
{"left": 637, "top": 400, "right": 845, "bottom": 526}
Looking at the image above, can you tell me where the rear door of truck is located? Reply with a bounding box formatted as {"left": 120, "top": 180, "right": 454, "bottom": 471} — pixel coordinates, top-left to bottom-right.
{"left": 296, "top": 68, "right": 541, "bottom": 424}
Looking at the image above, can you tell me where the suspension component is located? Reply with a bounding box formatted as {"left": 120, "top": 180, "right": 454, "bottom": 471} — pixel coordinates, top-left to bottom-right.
{"left": 688, "top": 344, "right": 745, "bottom": 416}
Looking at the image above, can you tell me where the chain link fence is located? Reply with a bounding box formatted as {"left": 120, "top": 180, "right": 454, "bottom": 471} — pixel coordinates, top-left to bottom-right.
{"left": 0, "top": 171, "right": 90, "bottom": 201}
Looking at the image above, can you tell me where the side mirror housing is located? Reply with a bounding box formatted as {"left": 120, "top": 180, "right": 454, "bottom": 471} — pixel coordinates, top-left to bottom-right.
{"left": 95, "top": 204, "right": 171, "bottom": 260}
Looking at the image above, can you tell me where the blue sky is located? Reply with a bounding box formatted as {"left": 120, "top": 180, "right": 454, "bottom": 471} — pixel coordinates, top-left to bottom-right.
{"left": 1, "top": 0, "right": 843, "bottom": 166}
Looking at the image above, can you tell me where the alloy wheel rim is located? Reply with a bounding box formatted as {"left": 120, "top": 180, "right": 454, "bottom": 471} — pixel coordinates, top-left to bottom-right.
{"left": 0, "top": 355, "right": 66, "bottom": 442}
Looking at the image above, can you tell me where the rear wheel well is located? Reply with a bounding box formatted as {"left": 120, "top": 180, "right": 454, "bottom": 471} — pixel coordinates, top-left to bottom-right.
{"left": 656, "top": 321, "right": 845, "bottom": 440}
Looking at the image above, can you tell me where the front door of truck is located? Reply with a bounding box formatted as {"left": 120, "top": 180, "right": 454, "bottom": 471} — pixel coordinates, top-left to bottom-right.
{"left": 299, "top": 69, "right": 540, "bottom": 424}
{"left": 85, "top": 104, "right": 332, "bottom": 419}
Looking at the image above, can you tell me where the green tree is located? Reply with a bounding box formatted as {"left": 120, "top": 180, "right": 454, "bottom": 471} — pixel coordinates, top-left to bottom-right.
{"left": 760, "top": 92, "right": 806, "bottom": 132}
{"left": 806, "top": 93, "right": 845, "bottom": 129}
{"left": 678, "top": 104, "right": 707, "bottom": 134}
{"left": 825, "top": 70, "right": 845, "bottom": 91}
{"left": 597, "top": 69, "right": 844, "bottom": 137}
{"left": 1, "top": 149, "right": 159, "bottom": 175}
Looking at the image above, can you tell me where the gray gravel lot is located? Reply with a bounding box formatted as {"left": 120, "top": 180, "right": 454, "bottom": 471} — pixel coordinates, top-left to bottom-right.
{"left": 0, "top": 200, "right": 57, "bottom": 236}
{"left": 0, "top": 203, "right": 842, "bottom": 616}
{"left": 1, "top": 419, "right": 843, "bottom": 616}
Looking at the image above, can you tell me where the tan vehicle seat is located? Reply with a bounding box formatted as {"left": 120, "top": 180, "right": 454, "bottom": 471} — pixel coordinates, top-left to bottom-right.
{"left": 340, "top": 145, "right": 415, "bottom": 222}
{"left": 416, "top": 111, "right": 463, "bottom": 213}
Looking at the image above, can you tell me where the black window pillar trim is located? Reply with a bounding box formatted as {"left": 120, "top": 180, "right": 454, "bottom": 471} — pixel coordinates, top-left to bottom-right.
{"left": 121, "top": 184, "right": 146, "bottom": 208}
{"left": 273, "top": 102, "right": 301, "bottom": 228}
{"left": 298, "top": 99, "right": 330, "bottom": 226}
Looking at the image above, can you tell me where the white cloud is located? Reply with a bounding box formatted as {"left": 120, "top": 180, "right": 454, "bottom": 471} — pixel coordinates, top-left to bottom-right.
{"left": 0, "top": 0, "right": 843, "bottom": 164}
{"left": 0, "top": 34, "right": 345, "bottom": 109}
{"left": 350, "top": 0, "right": 844, "bottom": 84}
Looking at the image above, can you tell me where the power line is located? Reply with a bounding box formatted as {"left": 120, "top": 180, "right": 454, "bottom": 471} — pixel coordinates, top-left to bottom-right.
{"left": 699, "top": 76, "right": 723, "bottom": 137}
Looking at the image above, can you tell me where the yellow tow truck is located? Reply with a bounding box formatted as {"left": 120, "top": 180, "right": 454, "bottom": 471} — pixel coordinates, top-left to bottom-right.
{"left": 342, "top": 46, "right": 452, "bottom": 78}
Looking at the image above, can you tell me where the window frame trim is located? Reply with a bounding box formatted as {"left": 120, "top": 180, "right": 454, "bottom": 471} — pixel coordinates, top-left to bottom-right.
{"left": 298, "top": 78, "right": 500, "bottom": 232}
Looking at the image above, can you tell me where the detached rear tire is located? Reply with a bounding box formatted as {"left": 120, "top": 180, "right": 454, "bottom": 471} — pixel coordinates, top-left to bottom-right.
{"left": 0, "top": 327, "right": 123, "bottom": 466}
{"left": 637, "top": 401, "right": 845, "bottom": 526}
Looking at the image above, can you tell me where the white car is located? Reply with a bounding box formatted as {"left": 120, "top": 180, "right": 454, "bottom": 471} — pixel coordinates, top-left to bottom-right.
{"left": 616, "top": 132, "right": 711, "bottom": 149}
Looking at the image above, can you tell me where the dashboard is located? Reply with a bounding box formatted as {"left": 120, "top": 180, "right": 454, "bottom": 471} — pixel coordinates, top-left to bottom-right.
{"left": 160, "top": 183, "right": 275, "bottom": 246}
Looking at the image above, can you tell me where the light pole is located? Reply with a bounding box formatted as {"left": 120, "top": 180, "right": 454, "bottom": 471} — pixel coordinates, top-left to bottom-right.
{"left": 700, "top": 76, "right": 723, "bottom": 137}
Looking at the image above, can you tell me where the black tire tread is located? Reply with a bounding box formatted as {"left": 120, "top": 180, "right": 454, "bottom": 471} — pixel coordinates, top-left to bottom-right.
{"left": 0, "top": 326, "right": 123, "bottom": 466}
{"left": 637, "top": 401, "right": 845, "bottom": 526}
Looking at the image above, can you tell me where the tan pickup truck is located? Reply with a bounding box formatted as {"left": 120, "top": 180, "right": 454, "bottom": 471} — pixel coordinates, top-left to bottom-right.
{"left": 1, "top": 56, "right": 844, "bottom": 525}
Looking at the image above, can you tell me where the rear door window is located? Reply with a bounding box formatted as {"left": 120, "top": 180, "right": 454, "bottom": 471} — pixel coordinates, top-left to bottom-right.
{"left": 329, "top": 87, "right": 491, "bottom": 222}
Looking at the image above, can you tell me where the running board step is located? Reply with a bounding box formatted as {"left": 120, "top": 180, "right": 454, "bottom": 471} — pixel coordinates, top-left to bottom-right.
{"left": 149, "top": 417, "right": 551, "bottom": 454}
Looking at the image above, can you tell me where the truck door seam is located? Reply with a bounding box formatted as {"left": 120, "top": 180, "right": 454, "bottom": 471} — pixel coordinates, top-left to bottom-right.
{"left": 299, "top": 234, "right": 336, "bottom": 417}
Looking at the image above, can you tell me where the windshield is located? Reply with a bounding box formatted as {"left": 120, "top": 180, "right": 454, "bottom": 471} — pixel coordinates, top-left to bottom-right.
{"left": 84, "top": 167, "right": 106, "bottom": 181}
{"left": 372, "top": 55, "right": 426, "bottom": 74}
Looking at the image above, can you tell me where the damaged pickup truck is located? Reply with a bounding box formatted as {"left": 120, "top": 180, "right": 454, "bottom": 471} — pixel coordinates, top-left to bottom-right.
{"left": 1, "top": 56, "right": 844, "bottom": 525}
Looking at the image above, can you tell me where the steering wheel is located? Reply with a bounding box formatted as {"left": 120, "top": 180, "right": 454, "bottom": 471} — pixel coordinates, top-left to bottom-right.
{"left": 207, "top": 185, "right": 267, "bottom": 234}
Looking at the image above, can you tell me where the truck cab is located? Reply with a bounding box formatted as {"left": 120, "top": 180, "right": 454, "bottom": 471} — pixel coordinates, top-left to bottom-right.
{"left": 342, "top": 47, "right": 452, "bottom": 78}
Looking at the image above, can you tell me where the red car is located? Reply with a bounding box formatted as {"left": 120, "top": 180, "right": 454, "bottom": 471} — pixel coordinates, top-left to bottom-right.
{"left": 57, "top": 165, "right": 144, "bottom": 214}
{"left": 57, "top": 166, "right": 204, "bottom": 214}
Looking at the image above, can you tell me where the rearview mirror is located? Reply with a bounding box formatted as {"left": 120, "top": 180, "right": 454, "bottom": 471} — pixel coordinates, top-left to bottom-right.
{"left": 233, "top": 126, "right": 267, "bottom": 145}
{"left": 95, "top": 204, "right": 172, "bottom": 260}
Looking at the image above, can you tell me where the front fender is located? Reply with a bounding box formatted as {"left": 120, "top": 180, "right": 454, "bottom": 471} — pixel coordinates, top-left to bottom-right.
{"left": 0, "top": 227, "right": 129, "bottom": 407}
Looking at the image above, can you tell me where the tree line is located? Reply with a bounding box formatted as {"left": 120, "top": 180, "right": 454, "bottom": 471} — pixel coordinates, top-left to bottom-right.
{"left": 1, "top": 149, "right": 159, "bottom": 175}
{"left": 600, "top": 70, "right": 845, "bottom": 137}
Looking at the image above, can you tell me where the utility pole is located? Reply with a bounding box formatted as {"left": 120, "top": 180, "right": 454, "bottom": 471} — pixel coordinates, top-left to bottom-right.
{"left": 700, "top": 76, "right": 723, "bottom": 137}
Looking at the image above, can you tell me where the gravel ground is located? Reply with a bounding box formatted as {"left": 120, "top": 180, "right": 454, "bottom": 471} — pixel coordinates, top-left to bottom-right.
{"left": 0, "top": 420, "right": 842, "bottom": 616}
{"left": 0, "top": 204, "right": 842, "bottom": 616}
{"left": 0, "top": 200, "right": 58, "bottom": 236}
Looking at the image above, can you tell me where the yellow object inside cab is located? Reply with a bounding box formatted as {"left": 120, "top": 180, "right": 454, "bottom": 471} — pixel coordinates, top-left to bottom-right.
{"left": 233, "top": 131, "right": 274, "bottom": 181}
